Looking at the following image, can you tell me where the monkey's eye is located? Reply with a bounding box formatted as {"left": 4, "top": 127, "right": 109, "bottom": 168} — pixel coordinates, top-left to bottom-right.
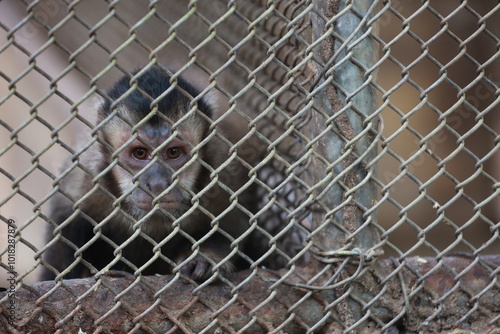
{"left": 132, "top": 148, "right": 149, "bottom": 160}
{"left": 166, "top": 147, "right": 183, "bottom": 159}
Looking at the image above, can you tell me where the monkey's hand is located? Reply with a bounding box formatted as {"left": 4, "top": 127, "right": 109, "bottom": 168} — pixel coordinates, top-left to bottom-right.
{"left": 178, "top": 248, "right": 234, "bottom": 282}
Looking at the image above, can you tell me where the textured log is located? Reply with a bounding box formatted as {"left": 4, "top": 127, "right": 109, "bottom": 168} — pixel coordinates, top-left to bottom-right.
{"left": 1, "top": 255, "right": 499, "bottom": 333}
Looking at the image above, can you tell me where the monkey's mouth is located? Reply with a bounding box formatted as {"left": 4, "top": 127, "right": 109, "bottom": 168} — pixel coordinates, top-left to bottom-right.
{"left": 135, "top": 200, "right": 181, "bottom": 211}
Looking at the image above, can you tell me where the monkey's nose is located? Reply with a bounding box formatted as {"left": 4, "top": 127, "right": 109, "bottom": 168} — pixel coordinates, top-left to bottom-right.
{"left": 142, "top": 163, "right": 172, "bottom": 195}
{"left": 145, "top": 178, "right": 170, "bottom": 196}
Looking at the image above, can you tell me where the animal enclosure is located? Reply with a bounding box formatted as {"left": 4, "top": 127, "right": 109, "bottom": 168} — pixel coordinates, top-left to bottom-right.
{"left": 0, "top": 0, "right": 499, "bottom": 333}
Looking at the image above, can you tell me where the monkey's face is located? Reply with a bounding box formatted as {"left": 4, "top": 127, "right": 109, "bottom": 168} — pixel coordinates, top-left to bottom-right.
{"left": 106, "top": 119, "right": 205, "bottom": 219}
{"left": 96, "top": 67, "right": 213, "bottom": 221}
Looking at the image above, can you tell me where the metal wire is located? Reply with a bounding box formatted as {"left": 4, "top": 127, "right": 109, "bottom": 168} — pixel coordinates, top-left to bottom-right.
{"left": 0, "top": 0, "right": 498, "bottom": 332}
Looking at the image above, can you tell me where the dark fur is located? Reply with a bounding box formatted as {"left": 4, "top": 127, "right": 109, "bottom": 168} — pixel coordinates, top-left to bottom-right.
{"left": 42, "top": 67, "right": 248, "bottom": 281}
{"left": 103, "top": 67, "right": 212, "bottom": 121}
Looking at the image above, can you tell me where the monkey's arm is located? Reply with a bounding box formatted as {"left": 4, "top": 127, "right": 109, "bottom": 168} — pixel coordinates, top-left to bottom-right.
{"left": 42, "top": 147, "right": 114, "bottom": 280}
{"left": 42, "top": 201, "right": 95, "bottom": 280}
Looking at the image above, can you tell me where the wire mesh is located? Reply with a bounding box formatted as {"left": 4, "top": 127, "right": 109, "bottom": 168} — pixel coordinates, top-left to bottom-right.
{"left": 0, "top": 0, "right": 499, "bottom": 332}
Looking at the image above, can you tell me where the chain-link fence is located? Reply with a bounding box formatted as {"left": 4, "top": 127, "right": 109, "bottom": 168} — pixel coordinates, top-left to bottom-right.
{"left": 1, "top": 0, "right": 499, "bottom": 333}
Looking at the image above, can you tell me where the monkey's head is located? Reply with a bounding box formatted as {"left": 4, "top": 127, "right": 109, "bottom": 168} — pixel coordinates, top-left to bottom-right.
{"left": 96, "top": 66, "right": 213, "bottom": 220}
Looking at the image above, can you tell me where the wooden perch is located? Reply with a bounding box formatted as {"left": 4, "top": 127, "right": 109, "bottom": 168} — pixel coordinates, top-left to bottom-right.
{"left": 1, "top": 255, "right": 499, "bottom": 333}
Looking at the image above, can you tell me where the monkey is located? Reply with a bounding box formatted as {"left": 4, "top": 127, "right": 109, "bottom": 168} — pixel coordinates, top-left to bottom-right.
{"left": 42, "top": 66, "right": 252, "bottom": 282}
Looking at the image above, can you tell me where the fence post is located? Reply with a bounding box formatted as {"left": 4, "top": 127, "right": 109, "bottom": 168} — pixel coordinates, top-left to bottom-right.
{"left": 309, "top": 0, "right": 381, "bottom": 265}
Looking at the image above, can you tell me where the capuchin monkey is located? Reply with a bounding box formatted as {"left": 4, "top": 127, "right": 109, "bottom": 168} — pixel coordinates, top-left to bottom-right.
{"left": 42, "top": 66, "right": 251, "bottom": 282}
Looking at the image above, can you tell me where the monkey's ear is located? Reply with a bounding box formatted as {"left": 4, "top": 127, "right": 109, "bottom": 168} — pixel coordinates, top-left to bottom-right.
{"left": 200, "top": 89, "right": 225, "bottom": 120}
{"left": 78, "top": 94, "right": 105, "bottom": 124}
{"left": 90, "top": 95, "right": 108, "bottom": 124}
